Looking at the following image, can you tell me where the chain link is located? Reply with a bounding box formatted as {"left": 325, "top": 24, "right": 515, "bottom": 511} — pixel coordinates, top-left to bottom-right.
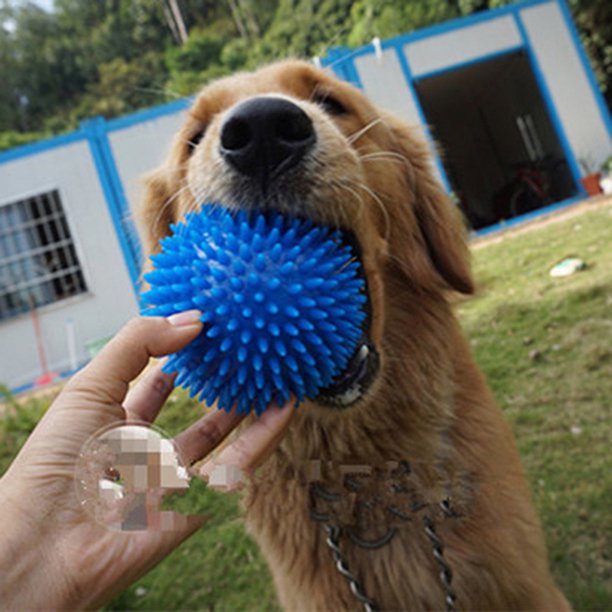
{"left": 323, "top": 524, "right": 378, "bottom": 612}
{"left": 312, "top": 477, "right": 460, "bottom": 611}
{"left": 423, "top": 512, "right": 458, "bottom": 612}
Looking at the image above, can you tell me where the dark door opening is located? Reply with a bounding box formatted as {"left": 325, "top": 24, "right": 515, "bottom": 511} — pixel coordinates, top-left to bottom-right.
{"left": 416, "top": 51, "right": 578, "bottom": 230}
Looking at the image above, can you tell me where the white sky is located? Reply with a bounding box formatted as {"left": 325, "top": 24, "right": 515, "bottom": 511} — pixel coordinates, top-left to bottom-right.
{"left": 3, "top": 0, "right": 55, "bottom": 31}
{"left": 9, "top": 0, "right": 55, "bottom": 11}
{"left": 32, "top": 0, "right": 55, "bottom": 11}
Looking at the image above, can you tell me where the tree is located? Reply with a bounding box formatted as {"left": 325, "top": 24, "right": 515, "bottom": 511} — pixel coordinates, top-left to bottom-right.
{"left": 570, "top": 0, "right": 612, "bottom": 104}
{"left": 0, "top": 0, "right": 609, "bottom": 149}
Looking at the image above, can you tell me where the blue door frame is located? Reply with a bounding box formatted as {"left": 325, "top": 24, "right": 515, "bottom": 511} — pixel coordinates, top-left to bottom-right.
{"left": 322, "top": 0, "right": 611, "bottom": 235}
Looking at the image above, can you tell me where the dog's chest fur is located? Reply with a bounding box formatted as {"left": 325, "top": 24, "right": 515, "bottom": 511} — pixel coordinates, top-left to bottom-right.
{"left": 245, "top": 460, "right": 455, "bottom": 610}
{"left": 242, "top": 334, "right": 568, "bottom": 611}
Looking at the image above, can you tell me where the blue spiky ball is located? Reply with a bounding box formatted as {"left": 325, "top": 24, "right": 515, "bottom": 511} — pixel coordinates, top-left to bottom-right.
{"left": 141, "top": 206, "right": 367, "bottom": 415}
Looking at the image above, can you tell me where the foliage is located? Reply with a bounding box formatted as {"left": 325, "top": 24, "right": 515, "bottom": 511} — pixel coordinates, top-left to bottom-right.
{"left": 0, "top": 129, "right": 51, "bottom": 152}
{"left": 569, "top": 0, "right": 612, "bottom": 104}
{"left": 166, "top": 26, "right": 232, "bottom": 74}
{"left": 0, "top": 0, "right": 610, "bottom": 147}
{"left": 164, "top": 24, "right": 235, "bottom": 95}
{"left": 601, "top": 155, "right": 612, "bottom": 175}
{"left": 0, "top": 391, "right": 49, "bottom": 475}
{"left": 1, "top": 203, "right": 611, "bottom": 608}
{"left": 68, "top": 51, "right": 169, "bottom": 125}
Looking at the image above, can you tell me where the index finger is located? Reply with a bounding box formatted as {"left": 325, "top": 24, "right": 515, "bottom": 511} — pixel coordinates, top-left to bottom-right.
{"left": 199, "top": 401, "right": 295, "bottom": 490}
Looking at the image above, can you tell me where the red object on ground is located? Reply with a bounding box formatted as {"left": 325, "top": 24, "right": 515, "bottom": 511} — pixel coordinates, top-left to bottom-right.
{"left": 30, "top": 298, "right": 58, "bottom": 387}
{"left": 35, "top": 372, "right": 58, "bottom": 387}
{"left": 581, "top": 173, "right": 603, "bottom": 197}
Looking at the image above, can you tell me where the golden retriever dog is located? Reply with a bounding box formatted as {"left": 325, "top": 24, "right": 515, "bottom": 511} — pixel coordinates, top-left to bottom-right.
{"left": 140, "top": 60, "right": 569, "bottom": 610}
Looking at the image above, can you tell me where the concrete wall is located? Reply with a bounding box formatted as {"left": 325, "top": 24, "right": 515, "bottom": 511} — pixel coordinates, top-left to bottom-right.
{"left": 405, "top": 15, "right": 521, "bottom": 79}
{"left": 520, "top": 2, "right": 612, "bottom": 171}
{"left": 349, "top": 0, "right": 611, "bottom": 185}
{"left": 109, "top": 111, "right": 188, "bottom": 217}
{"left": 0, "top": 141, "right": 139, "bottom": 388}
{"left": 1, "top": 0, "right": 609, "bottom": 390}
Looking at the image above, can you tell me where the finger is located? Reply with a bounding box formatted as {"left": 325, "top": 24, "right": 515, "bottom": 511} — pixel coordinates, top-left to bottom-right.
{"left": 65, "top": 311, "right": 202, "bottom": 409}
{"left": 124, "top": 359, "right": 177, "bottom": 422}
{"left": 199, "top": 401, "right": 294, "bottom": 490}
{"left": 173, "top": 408, "right": 245, "bottom": 467}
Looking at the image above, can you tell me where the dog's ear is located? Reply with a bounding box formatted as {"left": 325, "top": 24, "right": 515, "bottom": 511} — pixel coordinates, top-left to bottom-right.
{"left": 385, "top": 114, "right": 474, "bottom": 295}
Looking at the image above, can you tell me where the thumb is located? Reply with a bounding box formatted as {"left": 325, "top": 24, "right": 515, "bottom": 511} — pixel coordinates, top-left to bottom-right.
{"left": 63, "top": 310, "right": 203, "bottom": 409}
{"left": 3, "top": 312, "right": 203, "bottom": 489}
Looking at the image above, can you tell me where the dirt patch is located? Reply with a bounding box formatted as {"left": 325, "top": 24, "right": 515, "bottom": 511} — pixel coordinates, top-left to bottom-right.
{"left": 470, "top": 194, "right": 612, "bottom": 249}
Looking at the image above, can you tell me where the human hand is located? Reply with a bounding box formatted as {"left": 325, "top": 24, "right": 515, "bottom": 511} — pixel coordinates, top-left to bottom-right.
{"left": 0, "top": 311, "right": 294, "bottom": 610}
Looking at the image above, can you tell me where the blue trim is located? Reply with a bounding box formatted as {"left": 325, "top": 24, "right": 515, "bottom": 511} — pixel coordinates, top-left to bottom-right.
{"left": 513, "top": 11, "right": 585, "bottom": 192}
{"left": 340, "top": 56, "right": 364, "bottom": 91}
{"left": 10, "top": 381, "right": 35, "bottom": 396}
{"left": 556, "top": 0, "right": 612, "bottom": 141}
{"left": 0, "top": 99, "right": 192, "bottom": 165}
{"left": 393, "top": 47, "right": 453, "bottom": 194}
{"left": 326, "top": 0, "right": 553, "bottom": 67}
{"left": 412, "top": 44, "right": 525, "bottom": 83}
{"left": 321, "top": 47, "right": 364, "bottom": 89}
{"left": 81, "top": 118, "right": 142, "bottom": 296}
{"left": 10, "top": 364, "right": 86, "bottom": 396}
{"left": 0, "top": 129, "right": 86, "bottom": 165}
{"left": 106, "top": 97, "right": 193, "bottom": 132}
{"left": 473, "top": 193, "right": 586, "bottom": 237}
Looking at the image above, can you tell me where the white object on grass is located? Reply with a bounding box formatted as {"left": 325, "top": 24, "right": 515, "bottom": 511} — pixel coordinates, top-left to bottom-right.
{"left": 549, "top": 257, "right": 586, "bottom": 277}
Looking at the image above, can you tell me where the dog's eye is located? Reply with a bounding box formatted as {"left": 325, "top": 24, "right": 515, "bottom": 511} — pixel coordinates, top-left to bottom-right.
{"left": 313, "top": 91, "right": 348, "bottom": 117}
{"left": 187, "top": 129, "right": 206, "bottom": 153}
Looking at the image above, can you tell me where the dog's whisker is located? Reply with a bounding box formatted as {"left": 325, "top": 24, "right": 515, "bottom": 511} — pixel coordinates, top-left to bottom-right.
{"left": 359, "top": 151, "right": 409, "bottom": 165}
{"left": 329, "top": 179, "right": 367, "bottom": 226}
{"left": 343, "top": 179, "right": 391, "bottom": 245}
{"left": 134, "top": 85, "right": 185, "bottom": 101}
{"left": 348, "top": 117, "right": 383, "bottom": 144}
{"left": 150, "top": 180, "right": 191, "bottom": 236}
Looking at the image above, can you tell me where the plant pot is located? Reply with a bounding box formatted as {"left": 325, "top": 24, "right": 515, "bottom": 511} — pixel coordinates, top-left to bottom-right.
{"left": 580, "top": 173, "right": 603, "bottom": 197}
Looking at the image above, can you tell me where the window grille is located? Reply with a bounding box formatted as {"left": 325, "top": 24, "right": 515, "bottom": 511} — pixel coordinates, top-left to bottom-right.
{"left": 0, "top": 190, "right": 87, "bottom": 321}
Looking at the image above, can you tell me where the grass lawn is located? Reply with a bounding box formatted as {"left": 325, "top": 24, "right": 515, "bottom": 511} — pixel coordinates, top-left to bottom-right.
{"left": 1, "top": 201, "right": 611, "bottom": 610}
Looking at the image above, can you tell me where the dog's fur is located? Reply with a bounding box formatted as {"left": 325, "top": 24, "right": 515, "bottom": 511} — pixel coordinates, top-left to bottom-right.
{"left": 140, "top": 61, "right": 569, "bottom": 610}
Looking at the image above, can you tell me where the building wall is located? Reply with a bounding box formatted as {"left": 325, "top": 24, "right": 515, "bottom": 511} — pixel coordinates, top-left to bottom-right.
{"left": 520, "top": 2, "right": 612, "bottom": 170}
{"left": 1, "top": 0, "right": 609, "bottom": 390}
{"left": 108, "top": 110, "right": 188, "bottom": 218}
{"left": 343, "top": 0, "right": 611, "bottom": 186}
{"left": 404, "top": 15, "right": 522, "bottom": 79}
{"left": 0, "top": 140, "right": 139, "bottom": 388}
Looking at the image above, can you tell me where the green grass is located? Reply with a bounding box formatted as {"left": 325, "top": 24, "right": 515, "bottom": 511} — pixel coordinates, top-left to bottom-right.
{"left": 1, "top": 203, "right": 611, "bottom": 609}
{"left": 457, "top": 204, "right": 612, "bottom": 609}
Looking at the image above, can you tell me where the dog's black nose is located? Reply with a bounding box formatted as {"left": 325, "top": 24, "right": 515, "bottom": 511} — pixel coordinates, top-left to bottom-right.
{"left": 219, "top": 97, "right": 316, "bottom": 189}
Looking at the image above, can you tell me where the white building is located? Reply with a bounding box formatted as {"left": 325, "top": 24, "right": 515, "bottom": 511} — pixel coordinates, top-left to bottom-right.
{"left": 1, "top": 0, "right": 610, "bottom": 391}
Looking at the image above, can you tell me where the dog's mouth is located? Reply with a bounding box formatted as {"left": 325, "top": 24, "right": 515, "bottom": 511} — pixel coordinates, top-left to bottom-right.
{"left": 202, "top": 194, "right": 380, "bottom": 409}
{"left": 314, "top": 228, "right": 380, "bottom": 410}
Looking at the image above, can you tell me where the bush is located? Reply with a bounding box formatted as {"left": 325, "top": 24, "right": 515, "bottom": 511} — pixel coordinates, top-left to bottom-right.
{"left": 166, "top": 28, "right": 229, "bottom": 75}
{"left": 0, "top": 130, "right": 50, "bottom": 152}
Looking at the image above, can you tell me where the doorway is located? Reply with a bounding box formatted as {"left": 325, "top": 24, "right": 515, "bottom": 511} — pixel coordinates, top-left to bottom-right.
{"left": 416, "top": 51, "right": 578, "bottom": 229}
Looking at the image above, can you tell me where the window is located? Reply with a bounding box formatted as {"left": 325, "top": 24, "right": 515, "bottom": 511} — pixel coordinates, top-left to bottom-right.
{"left": 0, "top": 190, "right": 87, "bottom": 321}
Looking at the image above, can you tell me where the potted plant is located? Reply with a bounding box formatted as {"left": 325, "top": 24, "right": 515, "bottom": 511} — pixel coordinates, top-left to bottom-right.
{"left": 579, "top": 154, "right": 603, "bottom": 196}
{"left": 599, "top": 155, "right": 612, "bottom": 195}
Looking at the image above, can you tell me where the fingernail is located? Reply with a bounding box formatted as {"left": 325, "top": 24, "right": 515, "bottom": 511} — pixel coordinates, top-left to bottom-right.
{"left": 167, "top": 310, "right": 202, "bottom": 327}
{"left": 200, "top": 463, "right": 244, "bottom": 492}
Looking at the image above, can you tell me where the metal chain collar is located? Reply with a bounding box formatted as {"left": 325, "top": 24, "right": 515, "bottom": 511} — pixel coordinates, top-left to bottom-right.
{"left": 309, "top": 467, "right": 460, "bottom": 612}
